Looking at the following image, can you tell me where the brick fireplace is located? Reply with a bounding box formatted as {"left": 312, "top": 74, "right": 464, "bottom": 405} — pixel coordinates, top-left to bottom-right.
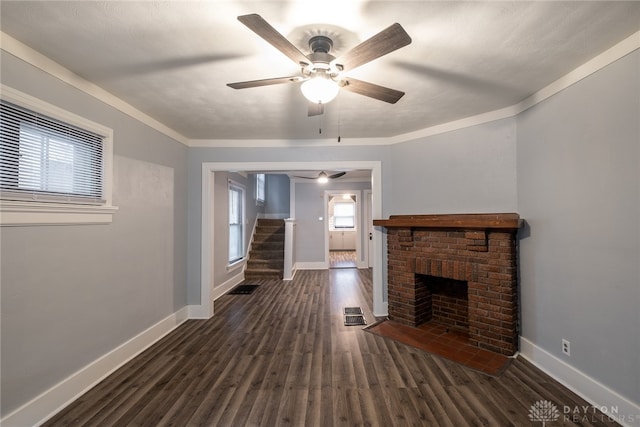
{"left": 373, "top": 214, "right": 522, "bottom": 356}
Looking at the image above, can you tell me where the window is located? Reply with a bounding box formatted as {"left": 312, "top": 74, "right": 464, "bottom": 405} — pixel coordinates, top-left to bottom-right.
{"left": 333, "top": 201, "right": 355, "bottom": 229}
{"left": 256, "top": 173, "right": 265, "bottom": 205}
{"left": 228, "top": 181, "right": 245, "bottom": 264}
{"left": 0, "top": 86, "right": 115, "bottom": 225}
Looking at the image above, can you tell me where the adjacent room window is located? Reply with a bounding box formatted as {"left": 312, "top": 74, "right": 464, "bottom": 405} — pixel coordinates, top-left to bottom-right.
{"left": 333, "top": 200, "right": 355, "bottom": 229}
{"left": 0, "top": 87, "right": 115, "bottom": 225}
{"left": 256, "top": 173, "right": 265, "bottom": 205}
{"left": 228, "top": 181, "right": 245, "bottom": 264}
{"left": 0, "top": 99, "right": 104, "bottom": 203}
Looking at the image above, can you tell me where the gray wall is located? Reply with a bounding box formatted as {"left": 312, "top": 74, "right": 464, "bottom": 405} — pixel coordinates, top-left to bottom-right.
{"left": 265, "top": 173, "right": 290, "bottom": 217}
{"left": 294, "top": 180, "right": 372, "bottom": 264}
{"left": 212, "top": 171, "right": 262, "bottom": 286}
{"left": 517, "top": 50, "right": 640, "bottom": 403}
{"left": 0, "top": 52, "right": 188, "bottom": 416}
{"left": 389, "top": 117, "right": 518, "bottom": 214}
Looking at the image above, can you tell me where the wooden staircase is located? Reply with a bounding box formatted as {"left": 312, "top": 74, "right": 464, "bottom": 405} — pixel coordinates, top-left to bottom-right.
{"left": 245, "top": 219, "right": 285, "bottom": 280}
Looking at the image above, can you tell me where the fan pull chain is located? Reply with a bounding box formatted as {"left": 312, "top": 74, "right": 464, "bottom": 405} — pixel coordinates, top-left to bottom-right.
{"left": 318, "top": 102, "right": 323, "bottom": 134}
{"left": 337, "top": 93, "right": 342, "bottom": 142}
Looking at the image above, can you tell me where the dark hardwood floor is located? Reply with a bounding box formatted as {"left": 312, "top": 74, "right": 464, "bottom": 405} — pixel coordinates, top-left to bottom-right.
{"left": 45, "top": 269, "right": 619, "bottom": 426}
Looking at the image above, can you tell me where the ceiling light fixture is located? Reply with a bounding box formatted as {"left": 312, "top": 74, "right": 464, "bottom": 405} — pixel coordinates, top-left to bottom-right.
{"left": 317, "top": 171, "right": 329, "bottom": 184}
{"left": 300, "top": 71, "right": 339, "bottom": 104}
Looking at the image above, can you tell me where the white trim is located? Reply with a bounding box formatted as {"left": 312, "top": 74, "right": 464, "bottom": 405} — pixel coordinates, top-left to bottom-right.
{"left": 4, "top": 28, "right": 637, "bottom": 149}
{"left": 199, "top": 167, "right": 215, "bottom": 318}
{"left": 0, "top": 307, "right": 190, "bottom": 427}
{"left": 373, "top": 301, "right": 388, "bottom": 319}
{"left": 363, "top": 189, "right": 373, "bottom": 269}
{"left": 227, "top": 179, "right": 246, "bottom": 265}
{"left": 198, "top": 161, "right": 384, "bottom": 319}
{"left": 515, "top": 29, "right": 640, "bottom": 116}
{"left": 0, "top": 85, "right": 118, "bottom": 226}
{"left": 189, "top": 136, "right": 392, "bottom": 148}
{"left": 519, "top": 337, "right": 640, "bottom": 427}
{"left": 0, "top": 31, "right": 188, "bottom": 146}
{"left": 0, "top": 201, "right": 118, "bottom": 226}
{"left": 324, "top": 190, "right": 363, "bottom": 268}
{"left": 283, "top": 218, "right": 296, "bottom": 281}
{"left": 213, "top": 270, "right": 245, "bottom": 301}
{"left": 296, "top": 261, "right": 328, "bottom": 270}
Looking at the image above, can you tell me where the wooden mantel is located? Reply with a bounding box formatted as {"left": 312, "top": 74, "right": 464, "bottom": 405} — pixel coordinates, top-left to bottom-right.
{"left": 373, "top": 213, "right": 523, "bottom": 231}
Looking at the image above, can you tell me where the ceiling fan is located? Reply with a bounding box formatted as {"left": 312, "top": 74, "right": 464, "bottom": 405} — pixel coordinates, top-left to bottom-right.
{"left": 294, "top": 171, "right": 346, "bottom": 183}
{"left": 227, "top": 14, "right": 412, "bottom": 116}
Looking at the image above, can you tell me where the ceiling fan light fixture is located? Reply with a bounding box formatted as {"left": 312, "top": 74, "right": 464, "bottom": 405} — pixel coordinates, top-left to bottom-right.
{"left": 301, "top": 73, "right": 339, "bottom": 104}
{"left": 317, "top": 171, "right": 329, "bottom": 184}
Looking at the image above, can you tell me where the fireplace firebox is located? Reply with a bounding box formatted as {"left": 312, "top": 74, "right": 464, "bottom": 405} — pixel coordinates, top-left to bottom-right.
{"left": 373, "top": 214, "right": 523, "bottom": 356}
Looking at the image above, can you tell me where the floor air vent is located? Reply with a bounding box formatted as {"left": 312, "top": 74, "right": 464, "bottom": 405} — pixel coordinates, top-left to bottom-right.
{"left": 343, "top": 307, "right": 366, "bottom": 326}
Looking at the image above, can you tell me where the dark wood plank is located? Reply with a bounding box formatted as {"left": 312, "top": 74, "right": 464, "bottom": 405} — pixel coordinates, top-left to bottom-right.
{"left": 43, "top": 269, "right": 620, "bottom": 427}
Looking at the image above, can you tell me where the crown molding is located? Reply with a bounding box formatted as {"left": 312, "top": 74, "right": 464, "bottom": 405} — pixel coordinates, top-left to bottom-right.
{"left": 0, "top": 32, "right": 189, "bottom": 146}
{"left": 3, "top": 28, "right": 638, "bottom": 149}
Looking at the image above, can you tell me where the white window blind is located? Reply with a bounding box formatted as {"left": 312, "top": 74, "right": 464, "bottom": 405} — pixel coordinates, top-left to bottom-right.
{"left": 334, "top": 201, "right": 355, "bottom": 228}
{"left": 0, "top": 100, "right": 105, "bottom": 204}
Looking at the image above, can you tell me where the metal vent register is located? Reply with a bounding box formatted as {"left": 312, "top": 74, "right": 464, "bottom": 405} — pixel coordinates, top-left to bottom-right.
{"left": 343, "top": 307, "right": 366, "bottom": 326}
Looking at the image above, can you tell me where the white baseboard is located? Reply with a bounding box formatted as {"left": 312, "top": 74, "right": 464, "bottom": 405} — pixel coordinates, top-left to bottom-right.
{"left": 212, "top": 271, "right": 245, "bottom": 300}
{"left": 283, "top": 265, "right": 297, "bottom": 281}
{"left": 296, "top": 261, "right": 328, "bottom": 270}
{"left": 1, "top": 307, "right": 190, "bottom": 427}
{"left": 373, "top": 301, "right": 388, "bottom": 318}
{"left": 187, "top": 302, "right": 213, "bottom": 319}
{"left": 519, "top": 337, "right": 640, "bottom": 427}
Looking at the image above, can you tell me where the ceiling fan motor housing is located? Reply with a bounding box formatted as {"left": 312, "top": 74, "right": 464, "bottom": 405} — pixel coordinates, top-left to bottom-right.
{"left": 309, "top": 35, "right": 333, "bottom": 53}
{"left": 306, "top": 36, "right": 338, "bottom": 76}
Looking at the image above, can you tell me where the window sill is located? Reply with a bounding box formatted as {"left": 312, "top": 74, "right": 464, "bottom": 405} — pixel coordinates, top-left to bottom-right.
{"left": 0, "top": 201, "right": 119, "bottom": 226}
{"left": 227, "top": 259, "right": 245, "bottom": 272}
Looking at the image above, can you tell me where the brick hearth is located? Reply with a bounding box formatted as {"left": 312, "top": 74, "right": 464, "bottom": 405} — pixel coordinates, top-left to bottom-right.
{"left": 373, "top": 214, "right": 523, "bottom": 356}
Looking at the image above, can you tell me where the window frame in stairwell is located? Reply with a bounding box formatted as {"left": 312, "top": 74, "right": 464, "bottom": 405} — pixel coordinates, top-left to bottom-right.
{"left": 228, "top": 179, "right": 246, "bottom": 266}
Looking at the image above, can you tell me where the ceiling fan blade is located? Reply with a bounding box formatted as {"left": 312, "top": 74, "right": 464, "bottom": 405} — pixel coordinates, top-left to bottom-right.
{"left": 308, "top": 102, "right": 324, "bottom": 117}
{"left": 227, "top": 76, "right": 302, "bottom": 89}
{"left": 332, "top": 23, "right": 411, "bottom": 72}
{"left": 328, "top": 172, "right": 347, "bottom": 179}
{"left": 237, "top": 14, "right": 310, "bottom": 66}
{"left": 341, "top": 77, "right": 405, "bottom": 104}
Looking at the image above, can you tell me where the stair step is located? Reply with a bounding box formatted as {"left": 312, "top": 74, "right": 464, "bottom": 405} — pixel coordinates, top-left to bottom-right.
{"left": 257, "top": 219, "right": 285, "bottom": 226}
{"left": 247, "top": 258, "right": 284, "bottom": 268}
{"left": 244, "top": 268, "right": 282, "bottom": 279}
{"left": 252, "top": 241, "right": 284, "bottom": 250}
{"left": 250, "top": 249, "right": 284, "bottom": 259}
{"left": 253, "top": 234, "right": 285, "bottom": 243}
{"left": 246, "top": 219, "right": 285, "bottom": 279}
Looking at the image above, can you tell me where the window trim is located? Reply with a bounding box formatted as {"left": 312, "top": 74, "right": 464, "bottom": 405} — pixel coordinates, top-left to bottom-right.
{"left": 227, "top": 179, "right": 245, "bottom": 265}
{"left": 0, "top": 85, "right": 117, "bottom": 226}
{"left": 255, "top": 173, "right": 265, "bottom": 206}
{"left": 332, "top": 200, "right": 356, "bottom": 230}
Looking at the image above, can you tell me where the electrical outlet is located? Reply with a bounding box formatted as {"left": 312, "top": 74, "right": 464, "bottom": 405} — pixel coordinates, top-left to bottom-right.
{"left": 562, "top": 339, "right": 571, "bottom": 356}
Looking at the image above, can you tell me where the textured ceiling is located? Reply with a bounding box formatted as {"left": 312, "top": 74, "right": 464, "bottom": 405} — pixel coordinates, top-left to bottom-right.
{"left": 1, "top": 1, "right": 639, "bottom": 141}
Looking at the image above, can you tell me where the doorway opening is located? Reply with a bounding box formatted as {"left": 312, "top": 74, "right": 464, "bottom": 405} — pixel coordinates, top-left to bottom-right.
{"left": 198, "top": 161, "right": 385, "bottom": 319}
{"left": 326, "top": 191, "right": 361, "bottom": 269}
